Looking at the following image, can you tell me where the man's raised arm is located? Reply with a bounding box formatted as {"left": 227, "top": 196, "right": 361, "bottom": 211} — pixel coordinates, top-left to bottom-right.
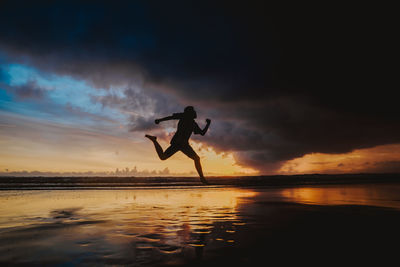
{"left": 155, "top": 116, "right": 173, "bottom": 124}
{"left": 155, "top": 113, "right": 181, "bottom": 124}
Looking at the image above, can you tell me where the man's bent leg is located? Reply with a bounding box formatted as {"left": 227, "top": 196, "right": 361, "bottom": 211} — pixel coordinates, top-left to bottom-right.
{"left": 162, "top": 145, "right": 179, "bottom": 160}
{"left": 145, "top": 135, "right": 178, "bottom": 160}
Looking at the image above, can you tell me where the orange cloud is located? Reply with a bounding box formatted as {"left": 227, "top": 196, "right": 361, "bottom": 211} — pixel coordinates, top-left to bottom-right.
{"left": 278, "top": 144, "right": 400, "bottom": 174}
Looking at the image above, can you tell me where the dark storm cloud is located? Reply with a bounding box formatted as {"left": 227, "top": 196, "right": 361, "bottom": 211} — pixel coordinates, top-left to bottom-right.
{"left": 0, "top": 1, "right": 398, "bottom": 172}
{"left": 0, "top": 77, "right": 47, "bottom": 100}
{"left": 92, "top": 86, "right": 182, "bottom": 133}
{"left": 127, "top": 115, "right": 158, "bottom": 132}
{"left": 11, "top": 80, "right": 46, "bottom": 100}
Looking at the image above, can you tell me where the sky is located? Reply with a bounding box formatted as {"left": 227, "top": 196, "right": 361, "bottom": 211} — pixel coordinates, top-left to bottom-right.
{"left": 0, "top": 1, "right": 399, "bottom": 176}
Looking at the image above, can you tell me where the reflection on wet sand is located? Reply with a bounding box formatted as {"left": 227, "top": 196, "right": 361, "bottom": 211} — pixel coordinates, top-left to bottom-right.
{"left": 0, "top": 187, "right": 256, "bottom": 265}
{"left": 280, "top": 183, "right": 400, "bottom": 209}
{"left": 1, "top": 184, "right": 400, "bottom": 265}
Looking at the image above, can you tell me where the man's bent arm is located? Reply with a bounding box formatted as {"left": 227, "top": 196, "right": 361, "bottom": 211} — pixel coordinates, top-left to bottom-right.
{"left": 200, "top": 119, "right": 211, "bottom": 135}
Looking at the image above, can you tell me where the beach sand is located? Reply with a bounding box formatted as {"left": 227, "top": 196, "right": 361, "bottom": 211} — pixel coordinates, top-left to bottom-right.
{"left": 1, "top": 183, "right": 400, "bottom": 266}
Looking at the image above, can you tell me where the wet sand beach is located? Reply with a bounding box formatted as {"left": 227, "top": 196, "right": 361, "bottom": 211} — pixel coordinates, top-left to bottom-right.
{"left": 1, "top": 182, "right": 400, "bottom": 266}
{"left": 1, "top": 173, "right": 400, "bottom": 189}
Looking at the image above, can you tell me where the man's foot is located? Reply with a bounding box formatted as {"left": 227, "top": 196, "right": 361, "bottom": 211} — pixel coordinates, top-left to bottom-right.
{"left": 145, "top": 134, "right": 157, "bottom": 142}
{"left": 200, "top": 176, "right": 209, "bottom": 185}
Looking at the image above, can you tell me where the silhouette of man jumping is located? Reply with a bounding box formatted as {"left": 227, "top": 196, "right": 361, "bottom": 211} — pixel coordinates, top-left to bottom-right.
{"left": 145, "top": 106, "right": 211, "bottom": 184}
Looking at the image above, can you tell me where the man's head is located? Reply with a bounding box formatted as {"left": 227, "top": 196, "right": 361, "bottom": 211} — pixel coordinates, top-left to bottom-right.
{"left": 184, "top": 106, "right": 197, "bottom": 119}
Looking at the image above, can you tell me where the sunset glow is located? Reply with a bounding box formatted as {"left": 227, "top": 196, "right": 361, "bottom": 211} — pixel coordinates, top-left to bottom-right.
{"left": 0, "top": 111, "right": 257, "bottom": 176}
{"left": 278, "top": 144, "right": 400, "bottom": 174}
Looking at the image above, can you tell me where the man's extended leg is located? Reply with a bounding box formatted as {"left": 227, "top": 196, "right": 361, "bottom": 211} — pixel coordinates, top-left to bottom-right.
{"left": 145, "top": 135, "right": 178, "bottom": 160}
{"left": 194, "top": 157, "right": 207, "bottom": 183}
{"left": 181, "top": 144, "right": 208, "bottom": 184}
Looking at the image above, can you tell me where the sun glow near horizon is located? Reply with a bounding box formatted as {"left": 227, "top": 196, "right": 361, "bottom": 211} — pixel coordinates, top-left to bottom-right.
{"left": 278, "top": 144, "right": 400, "bottom": 174}
{"left": 189, "top": 141, "right": 259, "bottom": 176}
{"left": 0, "top": 117, "right": 258, "bottom": 176}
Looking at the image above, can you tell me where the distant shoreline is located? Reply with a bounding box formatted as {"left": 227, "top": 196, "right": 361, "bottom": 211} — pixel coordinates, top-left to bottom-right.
{"left": 1, "top": 173, "right": 400, "bottom": 189}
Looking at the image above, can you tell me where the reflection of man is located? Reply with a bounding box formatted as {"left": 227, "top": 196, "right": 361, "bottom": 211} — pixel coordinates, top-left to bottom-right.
{"left": 145, "top": 106, "right": 211, "bottom": 184}
{"left": 195, "top": 233, "right": 207, "bottom": 260}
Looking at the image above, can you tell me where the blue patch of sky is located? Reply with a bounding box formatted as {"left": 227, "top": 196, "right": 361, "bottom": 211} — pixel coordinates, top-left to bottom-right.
{"left": 0, "top": 63, "right": 128, "bottom": 126}
{"left": 0, "top": 88, "right": 12, "bottom": 102}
